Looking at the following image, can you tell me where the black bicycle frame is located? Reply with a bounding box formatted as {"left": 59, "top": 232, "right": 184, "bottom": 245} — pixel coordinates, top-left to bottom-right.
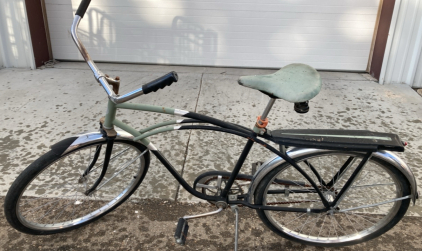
{"left": 136, "top": 110, "right": 373, "bottom": 213}
{"left": 98, "top": 110, "right": 372, "bottom": 213}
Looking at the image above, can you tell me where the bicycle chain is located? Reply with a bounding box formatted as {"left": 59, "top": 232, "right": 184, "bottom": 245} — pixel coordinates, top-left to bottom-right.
{"left": 201, "top": 176, "right": 245, "bottom": 195}
{"left": 200, "top": 176, "right": 318, "bottom": 207}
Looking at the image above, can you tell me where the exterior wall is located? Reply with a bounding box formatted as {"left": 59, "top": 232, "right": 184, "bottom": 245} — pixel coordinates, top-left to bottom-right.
{"left": 46, "top": 0, "right": 380, "bottom": 71}
{"left": 25, "top": 0, "right": 51, "bottom": 67}
{"left": 0, "top": 40, "right": 4, "bottom": 68}
{"left": 380, "top": 0, "right": 422, "bottom": 87}
{"left": 0, "top": 0, "right": 35, "bottom": 69}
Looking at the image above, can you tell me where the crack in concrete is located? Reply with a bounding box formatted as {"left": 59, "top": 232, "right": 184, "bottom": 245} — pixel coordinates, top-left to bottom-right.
{"left": 174, "top": 73, "right": 204, "bottom": 201}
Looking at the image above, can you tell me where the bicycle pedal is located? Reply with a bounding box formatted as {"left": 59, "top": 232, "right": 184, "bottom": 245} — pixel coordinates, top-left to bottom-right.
{"left": 174, "top": 218, "right": 189, "bottom": 245}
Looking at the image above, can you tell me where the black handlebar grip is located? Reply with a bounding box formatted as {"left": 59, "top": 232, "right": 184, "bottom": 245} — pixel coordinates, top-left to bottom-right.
{"left": 75, "top": 0, "right": 91, "bottom": 18}
{"left": 142, "top": 71, "right": 178, "bottom": 94}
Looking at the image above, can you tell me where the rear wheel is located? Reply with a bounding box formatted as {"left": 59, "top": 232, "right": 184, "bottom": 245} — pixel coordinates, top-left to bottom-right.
{"left": 5, "top": 139, "right": 150, "bottom": 235}
{"left": 254, "top": 150, "right": 410, "bottom": 247}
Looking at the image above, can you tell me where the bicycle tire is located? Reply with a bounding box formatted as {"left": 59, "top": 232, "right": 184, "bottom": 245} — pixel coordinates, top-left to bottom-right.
{"left": 4, "top": 139, "right": 150, "bottom": 235}
{"left": 254, "top": 150, "right": 410, "bottom": 247}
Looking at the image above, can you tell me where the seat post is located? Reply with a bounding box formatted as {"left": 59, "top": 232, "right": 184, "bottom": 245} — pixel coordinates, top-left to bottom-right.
{"left": 260, "top": 98, "right": 276, "bottom": 121}
{"left": 254, "top": 98, "right": 276, "bottom": 133}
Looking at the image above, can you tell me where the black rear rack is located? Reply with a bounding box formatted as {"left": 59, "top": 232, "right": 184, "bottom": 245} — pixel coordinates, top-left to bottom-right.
{"left": 270, "top": 129, "right": 405, "bottom": 152}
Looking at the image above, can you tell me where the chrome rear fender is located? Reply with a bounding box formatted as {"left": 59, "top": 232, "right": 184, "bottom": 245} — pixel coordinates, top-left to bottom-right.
{"left": 248, "top": 148, "right": 418, "bottom": 205}
{"left": 50, "top": 131, "right": 135, "bottom": 156}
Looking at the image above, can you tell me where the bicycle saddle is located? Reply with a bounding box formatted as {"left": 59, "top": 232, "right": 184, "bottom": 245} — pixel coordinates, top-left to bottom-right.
{"left": 238, "top": 63, "right": 322, "bottom": 103}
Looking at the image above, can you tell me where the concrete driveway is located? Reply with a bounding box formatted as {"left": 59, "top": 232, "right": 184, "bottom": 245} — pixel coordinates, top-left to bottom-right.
{"left": 0, "top": 62, "right": 421, "bottom": 250}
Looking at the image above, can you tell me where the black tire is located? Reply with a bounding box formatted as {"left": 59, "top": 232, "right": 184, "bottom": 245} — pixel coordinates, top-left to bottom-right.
{"left": 254, "top": 151, "right": 410, "bottom": 247}
{"left": 4, "top": 139, "right": 150, "bottom": 235}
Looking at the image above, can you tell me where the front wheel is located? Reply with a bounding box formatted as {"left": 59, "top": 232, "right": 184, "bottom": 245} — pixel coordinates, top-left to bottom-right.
{"left": 4, "top": 139, "right": 150, "bottom": 235}
{"left": 254, "top": 150, "right": 410, "bottom": 247}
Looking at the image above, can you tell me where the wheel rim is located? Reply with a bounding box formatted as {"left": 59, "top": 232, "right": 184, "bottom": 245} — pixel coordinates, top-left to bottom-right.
{"left": 16, "top": 142, "right": 146, "bottom": 231}
{"left": 261, "top": 152, "right": 404, "bottom": 245}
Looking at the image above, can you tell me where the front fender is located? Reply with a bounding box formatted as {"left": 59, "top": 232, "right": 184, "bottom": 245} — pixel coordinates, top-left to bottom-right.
{"left": 50, "top": 131, "right": 134, "bottom": 156}
{"left": 248, "top": 148, "right": 418, "bottom": 205}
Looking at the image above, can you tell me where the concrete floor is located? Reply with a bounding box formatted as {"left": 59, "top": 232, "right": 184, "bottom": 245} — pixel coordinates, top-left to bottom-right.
{"left": 0, "top": 62, "right": 421, "bottom": 250}
{"left": 1, "top": 198, "right": 422, "bottom": 251}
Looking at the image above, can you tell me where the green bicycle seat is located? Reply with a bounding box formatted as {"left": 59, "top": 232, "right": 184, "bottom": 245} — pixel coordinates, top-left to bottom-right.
{"left": 238, "top": 63, "right": 322, "bottom": 103}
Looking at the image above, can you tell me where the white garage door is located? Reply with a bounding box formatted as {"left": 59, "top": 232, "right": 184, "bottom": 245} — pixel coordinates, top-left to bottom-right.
{"left": 46, "top": 0, "right": 380, "bottom": 71}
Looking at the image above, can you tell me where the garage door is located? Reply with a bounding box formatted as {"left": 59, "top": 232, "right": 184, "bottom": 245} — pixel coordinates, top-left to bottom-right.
{"left": 46, "top": 0, "right": 380, "bottom": 71}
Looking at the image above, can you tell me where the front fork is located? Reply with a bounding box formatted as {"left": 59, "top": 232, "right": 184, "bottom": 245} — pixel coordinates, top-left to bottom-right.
{"left": 81, "top": 145, "right": 102, "bottom": 178}
{"left": 83, "top": 135, "right": 115, "bottom": 196}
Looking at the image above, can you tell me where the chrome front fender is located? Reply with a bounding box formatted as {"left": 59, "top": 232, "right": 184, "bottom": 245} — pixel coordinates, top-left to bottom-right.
{"left": 248, "top": 148, "right": 418, "bottom": 205}
{"left": 58, "top": 131, "right": 135, "bottom": 156}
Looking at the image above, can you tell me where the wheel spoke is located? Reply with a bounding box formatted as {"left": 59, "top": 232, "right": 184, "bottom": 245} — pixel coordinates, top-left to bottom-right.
{"left": 89, "top": 147, "right": 132, "bottom": 173}
{"left": 298, "top": 215, "right": 312, "bottom": 234}
{"left": 317, "top": 215, "right": 327, "bottom": 239}
{"left": 307, "top": 214, "right": 323, "bottom": 238}
{"left": 339, "top": 196, "right": 410, "bottom": 213}
{"left": 350, "top": 183, "right": 395, "bottom": 189}
{"left": 92, "top": 150, "right": 147, "bottom": 193}
{"left": 256, "top": 151, "right": 409, "bottom": 246}
{"left": 21, "top": 193, "right": 78, "bottom": 214}
{"left": 37, "top": 194, "right": 78, "bottom": 221}
{"left": 283, "top": 213, "right": 307, "bottom": 227}
{"left": 11, "top": 141, "right": 148, "bottom": 233}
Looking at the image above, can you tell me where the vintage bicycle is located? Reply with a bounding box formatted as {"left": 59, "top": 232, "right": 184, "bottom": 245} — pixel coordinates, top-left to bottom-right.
{"left": 4, "top": 0, "right": 419, "bottom": 249}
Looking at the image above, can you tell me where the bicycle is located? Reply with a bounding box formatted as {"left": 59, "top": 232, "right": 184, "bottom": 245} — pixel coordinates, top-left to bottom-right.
{"left": 4, "top": 0, "right": 419, "bottom": 249}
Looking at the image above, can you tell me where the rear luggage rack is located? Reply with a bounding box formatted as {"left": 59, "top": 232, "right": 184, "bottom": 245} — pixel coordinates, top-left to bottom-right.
{"left": 271, "top": 129, "right": 405, "bottom": 152}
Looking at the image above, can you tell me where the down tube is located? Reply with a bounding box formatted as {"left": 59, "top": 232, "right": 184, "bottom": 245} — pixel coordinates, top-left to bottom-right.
{"left": 148, "top": 126, "right": 255, "bottom": 202}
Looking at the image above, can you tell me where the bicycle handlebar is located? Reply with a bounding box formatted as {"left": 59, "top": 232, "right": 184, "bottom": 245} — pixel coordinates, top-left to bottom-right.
{"left": 142, "top": 72, "right": 178, "bottom": 94}
{"left": 75, "top": 0, "right": 91, "bottom": 18}
{"left": 71, "top": 1, "right": 177, "bottom": 104}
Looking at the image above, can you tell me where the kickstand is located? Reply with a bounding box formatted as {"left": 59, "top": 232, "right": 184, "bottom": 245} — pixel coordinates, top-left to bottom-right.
{"left": 231, "top": 205, "right": 239, "bottom": 251}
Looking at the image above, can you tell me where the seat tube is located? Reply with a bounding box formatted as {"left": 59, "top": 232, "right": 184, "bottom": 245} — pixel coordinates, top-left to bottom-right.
{"left": 221, "top": 139, "right": 255, "bottom": 198}
{"left": 104, "top": 99, "right": 117, "bottom": 129}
